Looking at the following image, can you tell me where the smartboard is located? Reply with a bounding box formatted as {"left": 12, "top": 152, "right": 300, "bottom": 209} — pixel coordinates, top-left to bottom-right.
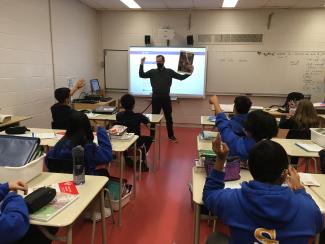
{"left": 129, "top": 46, "right": 207, "bottom": 98}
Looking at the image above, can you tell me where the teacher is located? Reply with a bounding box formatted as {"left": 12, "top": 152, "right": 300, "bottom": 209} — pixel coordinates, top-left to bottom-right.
{"left": 139, "top": 55, "right": 193, "bottom": 143}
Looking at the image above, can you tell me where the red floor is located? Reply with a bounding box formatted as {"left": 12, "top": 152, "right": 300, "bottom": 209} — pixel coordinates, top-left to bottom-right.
{"left": 53, "top": 126, "right": 216, "bottom": 244}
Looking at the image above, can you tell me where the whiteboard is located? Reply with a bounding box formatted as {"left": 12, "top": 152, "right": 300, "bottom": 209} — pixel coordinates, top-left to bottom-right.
{"left": 207, "top": 51, "right": 325, "bottom": 95}
{"left": 105, "top": 49, "right": 128, "bottom": 89}
{"left": 105, "top": 49, "right": 325, "bottom": 95}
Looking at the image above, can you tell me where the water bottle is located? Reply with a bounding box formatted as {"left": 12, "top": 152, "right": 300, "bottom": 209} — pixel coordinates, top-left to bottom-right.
{"left": 72, "top": 145, "right": 85, "bottom": 185}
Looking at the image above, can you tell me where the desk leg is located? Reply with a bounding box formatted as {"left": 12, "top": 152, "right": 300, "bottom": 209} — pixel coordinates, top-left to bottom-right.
{"left": 100, "top": 189, "right": 107, "bottom": 244}
{"left": 133, "top": 141, "right": 137, "bottom": 199}
{"left": 67, "top": 225, "right": 72, "bottom": 244}
{"left": 193, "top": 203, "right": 201, "bottom": 244}
{"left": 152, "top": 121, "right": 161, "bottom": 172}
{"left": 118, "top": 152, "right": 124, "bottom": 226}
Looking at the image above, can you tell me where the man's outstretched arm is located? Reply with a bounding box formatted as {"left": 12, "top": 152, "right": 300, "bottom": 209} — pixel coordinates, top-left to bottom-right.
{"left": 139, "top": 57, "right": 152, "bottom": 78}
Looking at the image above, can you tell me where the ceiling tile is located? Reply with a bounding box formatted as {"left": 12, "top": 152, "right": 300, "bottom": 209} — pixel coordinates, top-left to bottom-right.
{"left": 237, "top": 0, "right": 269, "bottom": 8}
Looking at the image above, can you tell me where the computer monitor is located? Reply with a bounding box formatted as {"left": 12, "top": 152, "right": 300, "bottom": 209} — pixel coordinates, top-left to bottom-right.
{"left": 90, "top": 79, "right": 100, "bottom": 95}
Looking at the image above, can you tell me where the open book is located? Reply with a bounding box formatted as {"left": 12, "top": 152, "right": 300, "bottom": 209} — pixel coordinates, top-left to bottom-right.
{"left": 0, "top": 114, "right": 11, "bottom": 123}
{"left": 29, "top": 181, "right": 79, "bottom": 222}
{"left": 199, "top": 131, "right": 219, "bottom": 140}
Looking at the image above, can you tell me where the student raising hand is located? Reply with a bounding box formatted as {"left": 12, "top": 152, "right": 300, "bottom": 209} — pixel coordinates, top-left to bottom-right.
{"left": 286, "top": 165, "right": 305, "bottom": 191}
{"left": 212, "top": 133, "right": 229, "bottom": 171}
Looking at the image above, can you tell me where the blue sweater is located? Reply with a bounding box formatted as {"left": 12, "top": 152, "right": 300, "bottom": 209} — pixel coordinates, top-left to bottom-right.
{"left": 215, "top": 112, "right": 255, "bottom": 160}
{"left": 0, "top": 183, "right": 29, "bottom": 244}
{"left": 46, "top": 127, "right": 112, "bottom": 175}
{"left": 203, "top": 170, "right": 324, "bottom": 244}
{"left": 229, "top": 114, "right": 247, "bottom": 137}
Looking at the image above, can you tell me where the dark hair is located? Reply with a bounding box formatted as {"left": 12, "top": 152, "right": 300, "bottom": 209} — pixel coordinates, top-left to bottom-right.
{"left": 64, "top": 111, "right": 94, "bottom": 146}
{"left": 156, "top": 55, "right": 165, "bottom": 62}
{"left": 54, "top": 87, "right": 70, "bottom": 103}
{"left": 249, "top": 140, "right": 288, "bottom": 183}
{"left": 234, "top": 96, "right": 252, "bottom": 114}
{"left": 245, "top": 110, "right": 278, "bottom": 141}
{"left": 120, "top": 94, "right": 135, "bottom": 110}
{"left": 283, "top": 92, "right": 304, "bottom": 110}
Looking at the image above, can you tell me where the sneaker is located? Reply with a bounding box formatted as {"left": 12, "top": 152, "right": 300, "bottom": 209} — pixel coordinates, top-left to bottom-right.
{"left": 84, "top": 207, "right": 112, "bottom": 222}
{"left": 168, "top": 136, "right": 178, "bottom": 143}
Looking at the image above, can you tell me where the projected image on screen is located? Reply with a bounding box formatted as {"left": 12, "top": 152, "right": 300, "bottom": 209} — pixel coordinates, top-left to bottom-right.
{"left": 129, "top": 47, "right": 207, "bottom": 98}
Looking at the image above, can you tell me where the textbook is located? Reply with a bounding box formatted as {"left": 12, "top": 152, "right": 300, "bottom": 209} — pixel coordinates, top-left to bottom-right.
{"left": 0, "top": 114, "right": 11, "bottom": 123}
{"left": 177, "top": 51, "right": 194, "bottom": 74}
{"left": 29, "top": 181, "right": 79, "bottom": 222}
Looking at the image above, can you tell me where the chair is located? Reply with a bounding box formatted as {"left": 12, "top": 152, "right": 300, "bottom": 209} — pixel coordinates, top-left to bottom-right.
{"left": 46, "top": 157, "right": 115, "bottom": 244}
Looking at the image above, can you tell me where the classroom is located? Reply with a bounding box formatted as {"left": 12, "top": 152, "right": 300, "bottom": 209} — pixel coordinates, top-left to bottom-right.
{"left": 0, "top": 0, "right": 325, "bottom": 244}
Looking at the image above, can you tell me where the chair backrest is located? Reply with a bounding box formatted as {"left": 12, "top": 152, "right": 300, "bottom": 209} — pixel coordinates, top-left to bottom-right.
{"left": 286, "top": 129, "right": 311, "bottom": 140}
{"left": 47, "top": 158, "right": 73, "bottom": 173}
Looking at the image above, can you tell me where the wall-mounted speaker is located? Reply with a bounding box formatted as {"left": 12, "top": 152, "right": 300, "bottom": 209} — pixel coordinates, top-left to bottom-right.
{"left": 187, "top": 35, "right": 194, "bottom": 46}
{"left": 145, "top": 35, "right": 151, "bottom": 46}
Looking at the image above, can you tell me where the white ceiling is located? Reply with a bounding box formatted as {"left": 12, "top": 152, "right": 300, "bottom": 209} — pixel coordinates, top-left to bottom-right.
{"left": 79, "top": 0, "right": 325, "bottom": 10}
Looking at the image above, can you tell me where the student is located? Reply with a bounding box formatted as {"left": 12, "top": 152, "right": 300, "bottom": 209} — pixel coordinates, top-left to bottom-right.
{"left": 229, "top": 96, "right": 252, "bottom": 136}
{"left": 46, "top": 111, "right": 112, "bottom": 175}
{"left": 0, "top": 180, "right": 55, "bottom": 244}
{"left": 209, "top": 95, "right": 278, "bottom": 160}
{"left": 279, "top": 99, "right": 320, "bottom": 135}
{"left": 51, "top": 79, "right": 84, "bottom": 129}
{"left": 203, "top": 136, "right": 323, "bottom": 243}
{"left": 116, "top": 94, "right": 152, "bottom": 171}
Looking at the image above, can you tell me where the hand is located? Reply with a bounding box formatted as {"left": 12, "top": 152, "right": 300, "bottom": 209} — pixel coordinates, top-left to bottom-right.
{"left": 212, "top": 133, "right": 229, "bottom": 161}
{"left": 141, "top": 57, "right": 146, "bottom": 65}
{"left": 209, "top": 95, "right": 219, "bottom": 105}
{"left": 286, "top": 165, "right": 304, "bottom": 191}
{"left": 9, "top": 180, "right": 28, "bottom": 194}
{"left": 75, "top": 79, "right": 85, "bottom": 89}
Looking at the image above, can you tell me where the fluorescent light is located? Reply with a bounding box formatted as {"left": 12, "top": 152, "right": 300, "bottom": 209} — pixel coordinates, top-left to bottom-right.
{"left": 222, "top": 0, "right": 238, "bottom": 8}
{"left": 120, "top": 0, "right": 141, "bottom": 9}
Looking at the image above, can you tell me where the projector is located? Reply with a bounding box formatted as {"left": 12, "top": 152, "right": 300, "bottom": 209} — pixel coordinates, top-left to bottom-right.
{"left": 158, "top": 29, "right": 175, "bottom": 40}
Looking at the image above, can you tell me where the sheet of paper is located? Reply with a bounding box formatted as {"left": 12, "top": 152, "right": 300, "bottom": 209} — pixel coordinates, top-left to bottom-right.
{"left": 298, "top": 173, "right": 320, "bottom": 186}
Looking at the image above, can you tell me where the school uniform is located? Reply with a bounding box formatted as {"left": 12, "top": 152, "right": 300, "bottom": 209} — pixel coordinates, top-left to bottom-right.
{"left": 0, "top": 183, "right": 29, "bottom": 243}
{"left": 229, "top": 113, "right": 248, "bottom": 136}
{"left": 215, "top": 112, "right": 255, "bottom": 160}
{"left": 203, "top": 170, "right": 323, "bottom": 243}
{"left": 46, "top": 127, "right": 112, "bottom": 175}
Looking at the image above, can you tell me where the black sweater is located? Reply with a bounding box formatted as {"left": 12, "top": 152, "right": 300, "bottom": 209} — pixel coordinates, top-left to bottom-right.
{"left": 139, "top": 64, "right": 190, "bottom": 97}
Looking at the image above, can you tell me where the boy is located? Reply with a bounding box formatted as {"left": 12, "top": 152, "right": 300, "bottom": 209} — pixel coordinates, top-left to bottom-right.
{"left": 116, "top": 94, "right": 152, "bottom": 171}
{"left": 209, "top": 95, "right": 277, "bottom": 160}
{"left": 230, "top": 96, "right": 252, "bottom": 136}
{"left": 51, "top": 79, "right": 84, "bottom": 129}
{"left": 203, "top": 136, "right": 323, "bottom": 243}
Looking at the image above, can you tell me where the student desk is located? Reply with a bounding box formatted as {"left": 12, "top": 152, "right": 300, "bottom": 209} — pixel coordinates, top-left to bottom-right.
{"left": 27, "top": 172, "right": 108, "bottom": 244}
{"left": 14, "top": 128, "right": 138, "bottom": 226}
{"left": 72, "top": 100, "right": 116, "bottom": 110}
{"left": 272, "top": 138, "right": 321, "bottom": 173}
{"left": 87, "top": 113, "right": 164, "bottom": 171}
{"left": 200, "top": 116, "right": 215, "bottom": 129}
{"left": 0, "top": 115, "right": 32, "bottom": 131}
